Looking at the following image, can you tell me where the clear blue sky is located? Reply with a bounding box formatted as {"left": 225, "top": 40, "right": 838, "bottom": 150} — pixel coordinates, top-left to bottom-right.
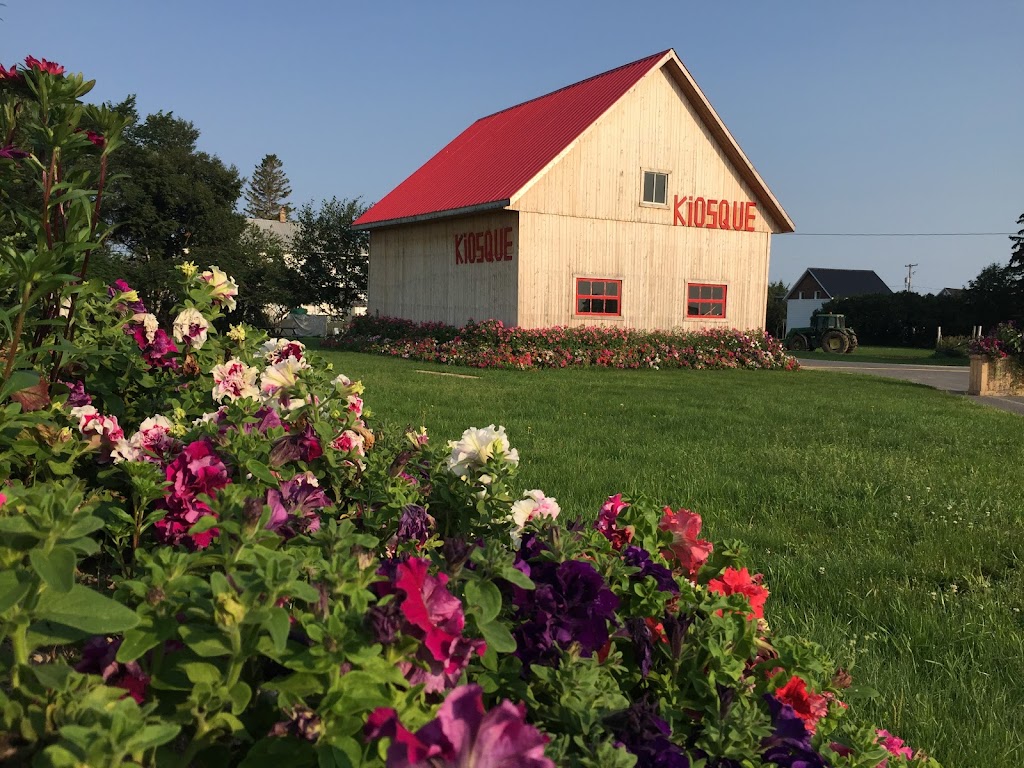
{"left": 4, "top": 1, "right": 1021, "bottom": 294}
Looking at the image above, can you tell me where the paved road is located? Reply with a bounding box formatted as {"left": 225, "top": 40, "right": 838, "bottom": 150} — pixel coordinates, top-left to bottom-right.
{"left": 798, "top": 358, "right": 1024, "bottom": 417}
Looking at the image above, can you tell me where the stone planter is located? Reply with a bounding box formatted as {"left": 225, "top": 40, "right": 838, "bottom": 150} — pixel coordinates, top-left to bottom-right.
{"left": 968, "top": 355, "right": 1024, "bottom": 396}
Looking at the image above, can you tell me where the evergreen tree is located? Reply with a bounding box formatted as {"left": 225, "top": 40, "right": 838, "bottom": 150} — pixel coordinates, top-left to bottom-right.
{"left": 242, "top": 154, "right": 292, "bottom": 219}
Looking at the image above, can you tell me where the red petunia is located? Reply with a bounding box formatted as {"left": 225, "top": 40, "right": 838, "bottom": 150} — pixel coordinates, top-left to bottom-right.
{"left": 707, "top": 566, "right": 769, "bottom": 620}
{"left": 774, "top": 675, "right": 830, "bottom": 733}
{"left": 0, "top": 63, "right": 20, "bottom": 81}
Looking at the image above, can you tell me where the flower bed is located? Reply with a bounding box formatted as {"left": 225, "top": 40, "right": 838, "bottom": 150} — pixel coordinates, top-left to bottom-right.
{"left": 0, "top": 56, "right": 936, "bottom": 767}
{"left": 328, "top": 316, "right": 798, "bottom": 371}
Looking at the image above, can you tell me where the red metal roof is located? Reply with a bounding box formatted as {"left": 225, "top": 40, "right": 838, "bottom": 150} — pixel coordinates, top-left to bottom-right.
{"left": 354, "top": 51, "right": 670, "bottom": 228}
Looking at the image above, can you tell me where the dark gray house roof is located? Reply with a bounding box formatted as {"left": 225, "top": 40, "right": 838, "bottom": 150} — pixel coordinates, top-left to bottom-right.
{"left": 784, "top": 268, "right": 893, "bottom": 301}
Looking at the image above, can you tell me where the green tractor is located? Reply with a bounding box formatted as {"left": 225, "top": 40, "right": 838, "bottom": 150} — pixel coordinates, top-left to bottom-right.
{"left": 784, "top": 313, "right": 859, "bottom": 354}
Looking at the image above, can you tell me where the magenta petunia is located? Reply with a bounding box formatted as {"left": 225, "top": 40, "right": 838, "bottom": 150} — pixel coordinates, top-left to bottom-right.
{"left": 155, "top": 439, "right": 230, "bottom": 548}
{"left": 376, "top": 558, "right": 487, "bottom": 693}
{"left": 595, "top": 493, "right": 633, "bottom": 550}
{"left": 365, "top": 684, "right": 554, "bottom": 768}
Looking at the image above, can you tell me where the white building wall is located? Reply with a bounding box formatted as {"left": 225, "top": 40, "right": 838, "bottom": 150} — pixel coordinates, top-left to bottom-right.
{"left": 785, "top": 298, "right": 825, "bottom": 333}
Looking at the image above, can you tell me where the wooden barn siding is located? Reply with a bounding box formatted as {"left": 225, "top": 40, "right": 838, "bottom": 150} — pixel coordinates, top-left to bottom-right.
{"left": 513, "top": 66, "right": 776, "bottom": 330}
{"left": 367, "top": 210, "right": 519, "bottom": 326}
{"left": 517, "top": 212, "right": 770, "bottom": 330}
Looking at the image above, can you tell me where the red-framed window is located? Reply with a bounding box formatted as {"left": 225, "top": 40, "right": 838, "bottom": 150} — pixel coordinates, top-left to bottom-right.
{"left": 686, "top": 283, "right": 727, "bottom": 318}
{"left": 576, "top": 278, "right": 622, "bottom": 317}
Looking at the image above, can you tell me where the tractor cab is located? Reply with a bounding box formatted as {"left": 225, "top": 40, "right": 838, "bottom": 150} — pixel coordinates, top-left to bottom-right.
{"left": 813, "top": 314, "right": 846, "bottom": 331}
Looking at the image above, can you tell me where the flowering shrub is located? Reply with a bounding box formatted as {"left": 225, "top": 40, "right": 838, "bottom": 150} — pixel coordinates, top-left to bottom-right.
{"left": 330, "top": 316, "right": 798, "bottom": 371}
{"left": 0, "top": 57, "right": 940, "bottom": 767}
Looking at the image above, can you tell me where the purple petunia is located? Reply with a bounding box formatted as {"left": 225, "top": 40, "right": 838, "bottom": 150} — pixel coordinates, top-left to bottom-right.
{"left": 623, "top": 545, "right": 680, "bottom": 594}
{"left": 760, "top": 693, "right": 830, "bottom": 768}
{"left": 265, "top": 471, "right": 332, "bottom": 538}
{"left": 510, "top": 557, "right": 619, "bottom": 668}
{"left": 608, "top": 693, "right": 691, "bottom": 768}
{"left": 396, "top": 504, "right": 433, "bottom": 546}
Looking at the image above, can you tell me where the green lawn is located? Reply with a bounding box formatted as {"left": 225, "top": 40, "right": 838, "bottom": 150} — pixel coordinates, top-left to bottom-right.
{"left": 793, "top": 345, "right": 970, "bottom": 366}
{"left": 319, "top": 350, "right": 1023, "bottom": 767}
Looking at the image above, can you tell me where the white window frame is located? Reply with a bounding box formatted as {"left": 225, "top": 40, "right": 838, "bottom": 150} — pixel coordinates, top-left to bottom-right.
{"left": 640, "top": 169, "right": 670, "bottom": 207}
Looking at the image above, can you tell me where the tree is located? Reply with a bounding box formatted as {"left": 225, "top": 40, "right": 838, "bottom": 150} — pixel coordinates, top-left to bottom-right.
{"left": 765, "top": 280, "right": 788, "bottom": 339}
{"left": 290, "top": 198, "right": 369, "bottom": 317}
{"left": 965, "top": 262, "right": 1021, "bottom": 328}
{"left": 94, "top": 99, "right": 305, "bottom": 327}
{"left": 243, "top": 153, "right": 292, "bottom": 220}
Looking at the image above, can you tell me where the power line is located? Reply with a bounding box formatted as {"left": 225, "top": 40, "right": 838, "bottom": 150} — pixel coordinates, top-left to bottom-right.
{"left": 790, "top": 232, "right": 1016, "bottom": 237}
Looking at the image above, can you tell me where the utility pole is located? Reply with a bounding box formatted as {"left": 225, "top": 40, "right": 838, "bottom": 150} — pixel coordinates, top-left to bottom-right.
{"left": 904, "top": 263, "right": 918, "bottom": 292}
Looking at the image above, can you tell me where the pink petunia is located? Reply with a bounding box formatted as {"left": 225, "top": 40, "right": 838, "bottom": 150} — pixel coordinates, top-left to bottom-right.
{"left": 877, "top": 729, "right": 914, "bottom": 762}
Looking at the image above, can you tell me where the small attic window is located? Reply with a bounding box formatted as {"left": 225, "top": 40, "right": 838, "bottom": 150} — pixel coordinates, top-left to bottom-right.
{"left": 641, "top": 171, "right": 668, "bottom": 206}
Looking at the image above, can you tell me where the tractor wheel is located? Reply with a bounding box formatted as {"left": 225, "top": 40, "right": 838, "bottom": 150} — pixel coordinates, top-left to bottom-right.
{"left": 786, "top": 334, "right": 809, "bottom": 352}
{"left": 846, "top": 332, "right": 859, "bottom": 354}
{"left": 820, "top": 330, "right": 849, "bottom": 354}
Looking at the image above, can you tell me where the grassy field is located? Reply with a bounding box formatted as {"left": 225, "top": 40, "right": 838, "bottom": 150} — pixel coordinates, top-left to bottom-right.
{"left": 319, "top": 350, "right": 1023, "bottom": 767}
{"left": 793, "top": 345, "right": 970, "bottom": 366}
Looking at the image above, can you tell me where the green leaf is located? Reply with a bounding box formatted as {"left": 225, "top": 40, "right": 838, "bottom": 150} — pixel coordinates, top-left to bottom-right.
{"left": 46, "top": 459, "right": 74, "bottom": 477}
{"left": 29, "top": 546, "right": 76, "bottom": 593}
{"left": 0, "top": 570, "right": 32, "bottom": 613}
{"left": 179, "top": 625, "right": 233, "bottom": 657}
{"left": 499, "top": 565, "right": 534, "bottom": 590}
{"left": 117, "top": 620, "right": 167, "bottom": 662}
{"left": 61, "top": 514, "right": 105, "bottom": 539}
{"left": 0, "top": 516, "right": 40, "bottom": 535}
{"left": 31, "top": 663, "right": 74, "bottom": 691}
{"left": 126, "top": 723, "right": 181, "bottom": 752}
{"left": 265, "top": 606, "right": 290, "bottom": 653}
{"left": 34, "top": 583, "right": 139, "bottom": 635}
{"left": 182, "top": 661, "right": 222, "bottom": 685}
{"left": 229, "top": 680, "right": 252, "bottom": 714}
{"left": 240, "top": 738, "right": 317, "bottom": 767}
{"left": 189, "top": 516, "right": 220, "bottom": 535}
{"left": 0, "top": 370, "right": 40, "bottom": 401}
{"left": 465, "top": 579, "right": 502, "bottom": 624}
{"left": 478, "top": 619, "right": 516, "bottom": 654}
{"left": 318, "top": 739, "right": 363, "bottom": 768}
{"left": 246, "top": 459, "right": 278, "bottom": 485}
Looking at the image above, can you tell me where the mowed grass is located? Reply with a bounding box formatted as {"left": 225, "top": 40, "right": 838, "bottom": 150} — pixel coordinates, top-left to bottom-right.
{"left": 320, "top": 350, "right": 1024, "bottom": 767}
{"left": 794, "top": 345, "right": 970, "bottom": 366}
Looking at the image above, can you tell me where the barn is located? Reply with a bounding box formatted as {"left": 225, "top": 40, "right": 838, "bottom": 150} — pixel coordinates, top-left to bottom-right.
{"left": 353, "top": 49, "right": 794, "bottom": 331}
